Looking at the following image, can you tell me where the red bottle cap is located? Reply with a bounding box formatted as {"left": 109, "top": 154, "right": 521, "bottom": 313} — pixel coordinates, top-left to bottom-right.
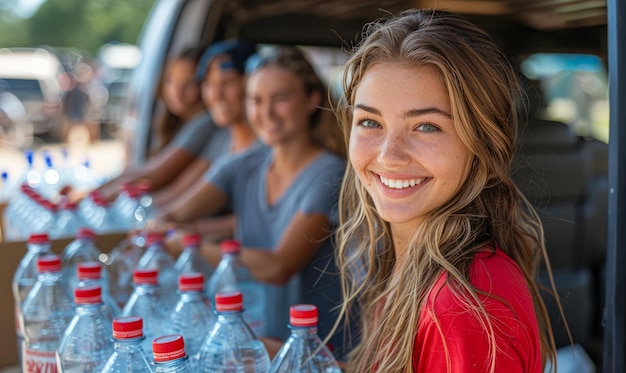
{"left": 146, "top": 231, "right": 164, "bottom": 246}
{"left": 28, "top": 233, "right": 49, "bottom": 245}
{"left": 113, "top": 316, "right": 143, "bottom": 340}
{"left": 135, "top": 179, "right": 152, "bottom": 194}
{"left": 152, "top": 335, "right": 186, "bottom": 363}
{"left": 178, "top": 273, "right": 204, "bottom": 292}
{"left": 74, "top": 285, "right": 102, "bottom": 305}
{"left": 219, "top": 239, "right": 240, "bottom": 254}
{"left": 133, "top": 268, "right": 158, "bottom": 285}
{"left": 77, "top": 262, "right": 102, "bottom": 280}
{"left": 78, "top": 228, "right": 96, "bottom": 240}
{"left": 290, "top": 304, "right": 318, "bottom": 327}
{"left": 37, "top": 255, "right": 61, "bottom": 273}
{"left": 182, "top": 234, "right": 200, "bottom": 248}
{"left": 215, "top": 291, "right": 243, "bottom": 312}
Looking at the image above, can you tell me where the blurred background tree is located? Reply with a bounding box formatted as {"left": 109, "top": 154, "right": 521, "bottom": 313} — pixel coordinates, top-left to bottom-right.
{"left": 0, "top": 0, "right": 155, "bottom": 54}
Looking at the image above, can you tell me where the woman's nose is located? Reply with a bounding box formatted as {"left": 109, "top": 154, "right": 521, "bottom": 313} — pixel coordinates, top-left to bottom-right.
{"left": 377, "top": 131, "right": 410, "bottom": 166}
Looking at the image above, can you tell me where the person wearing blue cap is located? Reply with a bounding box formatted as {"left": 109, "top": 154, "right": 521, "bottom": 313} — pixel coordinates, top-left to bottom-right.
{"left": 152, "top": 40, "right": 260, "bottom": 238}
{"left": 95, "top": 47, "right": 215, "bottom": 200}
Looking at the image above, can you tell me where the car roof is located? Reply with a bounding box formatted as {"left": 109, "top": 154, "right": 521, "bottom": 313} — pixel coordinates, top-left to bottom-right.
{"left": 210, "top": 0, "right": 607, "bottom": 58}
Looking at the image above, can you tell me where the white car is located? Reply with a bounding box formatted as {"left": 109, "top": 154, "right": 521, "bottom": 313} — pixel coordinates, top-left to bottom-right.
{"left": 0, "top": 48, "right": 65, "bottom": 140}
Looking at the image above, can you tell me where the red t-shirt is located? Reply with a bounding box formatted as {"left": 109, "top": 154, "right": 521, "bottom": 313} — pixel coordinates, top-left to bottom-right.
{"left": 413, "top": 248, "right": 542, "bottom": 372}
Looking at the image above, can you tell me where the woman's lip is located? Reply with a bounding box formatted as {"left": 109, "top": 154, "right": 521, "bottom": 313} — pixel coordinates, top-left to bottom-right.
{"left": 372, "top": 172, "right": 431, "bottom": 197}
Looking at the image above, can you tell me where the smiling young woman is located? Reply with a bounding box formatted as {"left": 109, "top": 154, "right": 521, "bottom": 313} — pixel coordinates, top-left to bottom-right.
{"left": 334, "top": 9, "right": 558, "bottom": 373}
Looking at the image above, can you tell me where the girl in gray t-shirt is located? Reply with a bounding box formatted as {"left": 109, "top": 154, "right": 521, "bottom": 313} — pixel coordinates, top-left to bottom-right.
{"left": 159, "top": 46, "right": 351, "bottom": 358}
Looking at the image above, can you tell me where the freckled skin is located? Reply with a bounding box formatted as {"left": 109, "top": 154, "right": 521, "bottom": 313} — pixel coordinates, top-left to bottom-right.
{"left": 349, "top": 63, "right": 471, "bottom": 243}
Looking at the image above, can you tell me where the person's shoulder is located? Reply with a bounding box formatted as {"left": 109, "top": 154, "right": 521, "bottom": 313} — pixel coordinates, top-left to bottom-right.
{"left": 311, "top": 151, "right": 347, "bottom": 174}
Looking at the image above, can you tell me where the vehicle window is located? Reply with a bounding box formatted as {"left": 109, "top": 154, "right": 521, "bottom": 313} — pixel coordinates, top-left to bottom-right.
{"left": 1, "top": 79, "right": 44, "bottom": 100}
{"left": 521, "top": 53, "right": 609, "bottom": 143}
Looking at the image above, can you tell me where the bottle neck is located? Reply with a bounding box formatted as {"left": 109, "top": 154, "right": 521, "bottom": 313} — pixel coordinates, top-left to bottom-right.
{"left": 113, "top": 336, "right": 147, "bottom": 352}
{"left": 27, "top": 243, "right": 50, "bottom": 254}
{"left": 216, "top": 310, "right": 244, "bottom": 323}
{"left": 134, "top": 284, "right": 158, "bottom": 295}
{"left": 290, "top": 325, "right": 319, "bottom": 338}
{"left": 154, "top": 356, "right": 188, "bottom": 371}
{"left": 37, "top": 271, "right": 63, "bottom": 283}
{"left": 75, "top": 303, "right": 104, "bottom": 316}
{"left": 179, "top": 291, "right": 204, "bottom": 302}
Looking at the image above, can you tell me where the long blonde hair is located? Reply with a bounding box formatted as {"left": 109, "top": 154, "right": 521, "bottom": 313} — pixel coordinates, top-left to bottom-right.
{"left": 334, "top": 9, "right": 557, "bottom": 372}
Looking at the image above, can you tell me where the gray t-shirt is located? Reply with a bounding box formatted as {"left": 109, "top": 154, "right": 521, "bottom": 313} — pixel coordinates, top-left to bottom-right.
{"left": 206, "top": 146, "right": 348, "bottom": 354}
{"left": 199, "top": 125, "right": 232, "bottom": 164}
{"left": 171, "top": 111, "right": 215, "bottom": 155}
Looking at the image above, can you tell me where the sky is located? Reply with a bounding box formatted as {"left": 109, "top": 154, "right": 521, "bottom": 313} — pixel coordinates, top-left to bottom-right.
{"left": 13, "top": 0, "right": 45, "bottom": 17}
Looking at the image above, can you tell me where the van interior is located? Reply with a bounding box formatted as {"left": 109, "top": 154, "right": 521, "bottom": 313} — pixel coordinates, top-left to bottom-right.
{"left": 123, "top": 0, "right": 610, "bottom": 368}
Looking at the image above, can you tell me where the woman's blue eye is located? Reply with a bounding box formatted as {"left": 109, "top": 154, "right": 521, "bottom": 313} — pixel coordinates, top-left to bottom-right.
{"left": 360, "top": 119, "right": 380, "bottom": 128}
{"left": 417, "top": 123, "right": 440, "bottom": 132}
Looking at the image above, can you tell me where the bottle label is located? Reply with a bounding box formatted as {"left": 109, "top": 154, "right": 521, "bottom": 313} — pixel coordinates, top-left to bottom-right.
{"left": 22, "top": 345, "right": 57, "bottom": 373}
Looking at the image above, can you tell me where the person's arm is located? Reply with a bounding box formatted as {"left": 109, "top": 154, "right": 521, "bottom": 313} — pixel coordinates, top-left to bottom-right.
{"left": 200, "top": 212, "right": 332, "bottom": 286}
{"left": 158, "top": 179, "right": 229, "bottom": 225}
{"left": 97, "top": 145, "right": 196, "bottom": 199}
{"left": 152, "top": 157, "right": 211, "bottom": 209}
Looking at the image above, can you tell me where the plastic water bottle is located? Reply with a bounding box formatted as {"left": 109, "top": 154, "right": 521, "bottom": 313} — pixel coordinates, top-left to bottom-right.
{"left": 197, "top": 291, "right": 270, "bottom": 372}
{"left": 268, "top": 305, "right": 341, "bottom": 372}
{"left": 13, "top": 233, "right": 52, "bottom": 363}
{"left": 105, "top": 232, "right": 148, "bottom": 307}
{"left": 56, "top": 284, "right": 114, "bottom": 372}
{"left": 74, "top": 262, "right": 121, "bottom": 322}
{"left": 20, "top": 255, "right": 74, "bottom": 373}
{"left": 40, "top": 150, "right": 61, "bottom": 199}
{"left": 101, "top": 316, "right": 154, "bottom": 372}
{"left": 23, "top": 149, "right": 42, "bottom": 189}
{"left": 208, "top": 240, "right": 266, "bottom": 337}
{"left": 153, "top": 335, "right": 190, "bottom": 372}
{"left": 30, "top": 199, "right": 57, "bottom": 236}
{"left": 52, "top": 198, "right": 84, "bottom": 239}
{"left": 132, "top": 180, "right": 157, "bottom": 230}
{"left": 113, "top": 183, "right": 140, "bottom": 229}
{"left": 137, "top": 231, "right": 178, "bottom": 303}
{"left": 122, "top": 268, "right": 171, "bottom": 354}
{"left": 165, "top": 273, "right": 214, "bottom": 367}
{"left": 0, "top": 170, "right": 9, "bottom": 202}
{"left": 88, "top": 193, "right": 124, "bottom": 233}
{"left": 60, "top": 227, "right": 102, "bottom": 291}
{"left": 175, "top": 233, "right": 214, "bottom": 286}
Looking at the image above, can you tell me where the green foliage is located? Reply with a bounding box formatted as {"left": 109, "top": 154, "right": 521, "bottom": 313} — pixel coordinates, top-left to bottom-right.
{"left": 0, "top": 0, "right": 155, "bottom": 55}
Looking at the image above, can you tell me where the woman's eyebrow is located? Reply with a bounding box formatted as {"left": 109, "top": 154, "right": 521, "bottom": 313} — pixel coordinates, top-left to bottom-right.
{"left": 355, "top": 103, "right": 451, "bottom": 119}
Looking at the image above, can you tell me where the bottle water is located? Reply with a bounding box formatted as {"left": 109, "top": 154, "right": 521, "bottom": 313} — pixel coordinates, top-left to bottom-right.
{"left": 40, "top": 150, "right": 60, "bottom": 199}
{"left": 20, "top": 255, "right": 74, "bottom": 373}
{"left": 175, "top": 234, "right": 214, "bottom": 287}
{"left": 105, "top": 232, "right": 147, "bottom": 307}
{"left": 165, "top": 273, "right": 214, "bottom": 367}
{"left": 0, "top": 170, "right": 9, "bottom": 202}
{"left": 113, "top": 183, "right": 140, "bottom": 229}
{"left": 23, "top": 149, "right": 42, "bottom": 189}
{"left": 88, "top": 193, "right": 124, "bottom": 233}
{"left": 74, "top": 262, "right": 121, "bottom": 322}
{"left": 52, "top": 197, "right": 84, "bottom": 239}
{"left": 268, "top": 305, "right": 341, "bottom": 373}
{"left": 137, "top": 231, "right": 178, "bottom": 304}
{"left": 197, "top": 291, "right": 270, "bottom": 372}
{"left": 152, "top": 335, "right": 190, "bottom": 372}
{"left": 60, "top": 227, "right": 102, "bottom": 291}
{"left": 101, "top": 316, "right": 154, "bottom": 373}
{"left": 122, "top": 268, "right": 171, "bottom": 354}
{"left": 13, "top": 233, "right": 52, "bottom": 363}
{"left": 30, "top": 199, "right": 57, "bottom": 237}
{"left": 132, "top": 179, "right": 157, "bottom": 230}
{"left": 56, "top": 285, "right": 114, "bottom": 372}
{"left": 208, "top": 240, "right": 266, "bottom": 337}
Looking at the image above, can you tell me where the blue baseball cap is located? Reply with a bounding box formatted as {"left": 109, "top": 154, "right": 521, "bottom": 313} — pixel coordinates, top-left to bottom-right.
{"left": 195, "top": 39, "right": 257, "bottom": 82}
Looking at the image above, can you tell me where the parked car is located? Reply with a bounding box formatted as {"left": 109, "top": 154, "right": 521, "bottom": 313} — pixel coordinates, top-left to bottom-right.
{"left": 121, "top": 0, "right": 613, "bottom": 369}
{"left": 0, "top": 48, "right": 65, "bottom": 141}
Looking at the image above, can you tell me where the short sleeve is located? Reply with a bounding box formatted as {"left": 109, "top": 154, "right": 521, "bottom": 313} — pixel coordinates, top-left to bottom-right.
{"left": 204, "top": 152, "right": 242, "bottom": 197}
{"left": 171, "top": 112, "right": 215, "bottom": 155}
{"left": 298, "top": 156, "right": 345, "bottom": 223}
